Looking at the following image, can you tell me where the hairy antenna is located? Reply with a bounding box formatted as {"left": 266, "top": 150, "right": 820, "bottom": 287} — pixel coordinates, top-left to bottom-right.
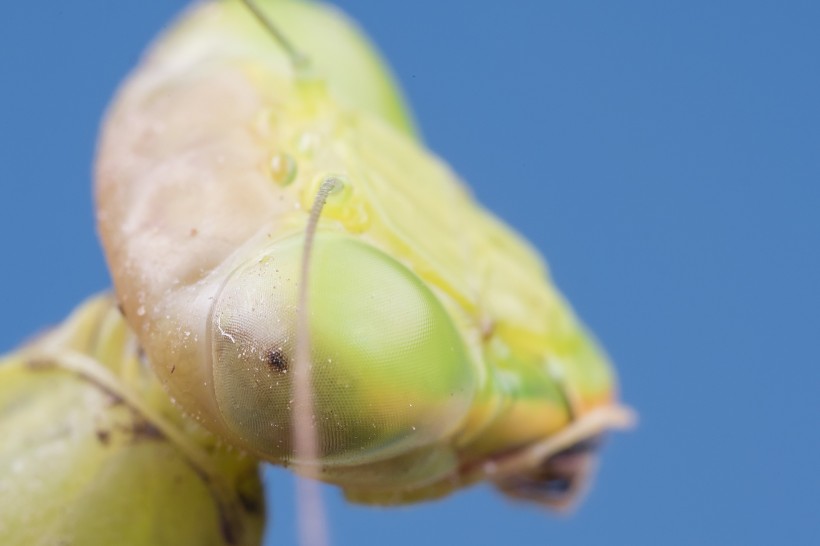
{"left": 293, "top": 178, "right": 340, "bottom": 546}
{"left": 239, "top": 0, "right": 310, "bottom": 73}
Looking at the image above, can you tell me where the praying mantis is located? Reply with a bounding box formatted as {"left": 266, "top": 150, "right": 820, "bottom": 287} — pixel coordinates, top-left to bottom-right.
{"left": 0, "top": 1, "right": 633, "bottom": 544}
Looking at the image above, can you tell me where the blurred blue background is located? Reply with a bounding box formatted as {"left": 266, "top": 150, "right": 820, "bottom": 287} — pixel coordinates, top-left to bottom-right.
{"left": 2, "top": 1, "right": 819, "bottom": 545}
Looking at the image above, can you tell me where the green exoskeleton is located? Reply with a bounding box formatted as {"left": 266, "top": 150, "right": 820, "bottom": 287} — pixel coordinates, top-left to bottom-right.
{"left": 96, "top": 0, "right": 633, "bottom": 509}
{"left": 2, "top": 0, "right": 633, "bottom": 543}
{"left": 0, "top": 296, "right": 265, "bottom": 546}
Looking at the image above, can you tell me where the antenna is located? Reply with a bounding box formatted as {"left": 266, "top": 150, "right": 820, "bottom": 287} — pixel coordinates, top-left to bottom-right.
{"left": 293, "top": 177, "right": 340, "bottom": 546}
{"left": 239, "top": 0, "right": 311, "bottom": 73}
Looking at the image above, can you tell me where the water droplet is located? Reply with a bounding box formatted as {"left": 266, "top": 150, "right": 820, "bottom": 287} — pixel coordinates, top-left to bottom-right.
{"left": 296, "top": 131, "right": 320, "bottom": 156}
{"left": 269, "top": 152, "right": 297, "bottom": 186}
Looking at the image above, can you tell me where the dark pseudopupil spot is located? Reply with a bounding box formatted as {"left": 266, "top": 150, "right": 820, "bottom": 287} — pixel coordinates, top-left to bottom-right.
{"left": 265, "top": 348, "right": 289, "bottom": 373}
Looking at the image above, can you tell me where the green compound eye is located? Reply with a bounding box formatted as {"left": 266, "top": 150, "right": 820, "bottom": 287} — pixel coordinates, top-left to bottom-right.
{"left": 210, "top": 233, "right": 477, "bottom": 466}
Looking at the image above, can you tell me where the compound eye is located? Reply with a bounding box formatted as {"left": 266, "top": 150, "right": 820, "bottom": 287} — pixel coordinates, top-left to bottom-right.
{"left": 210, "top": 233, "right": 476, "bottom": 466}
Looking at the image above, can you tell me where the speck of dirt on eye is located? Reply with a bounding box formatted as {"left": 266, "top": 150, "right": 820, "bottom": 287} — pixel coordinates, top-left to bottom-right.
{"left": 130, "top": 420, "right": 163, "bottom": 441}
{"left": 171, "top": 364, "right": 176, "bottom": 374}
{"left": 265, "top": 348, "right": 289, "bottom": 373}
{"left": 96, "top": 429, "right": 111, "bottom": 445}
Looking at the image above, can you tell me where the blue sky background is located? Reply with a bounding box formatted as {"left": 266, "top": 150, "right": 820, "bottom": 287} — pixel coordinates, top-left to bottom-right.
{"left": 2, "top": 1, "right": 819, "bottom": 545}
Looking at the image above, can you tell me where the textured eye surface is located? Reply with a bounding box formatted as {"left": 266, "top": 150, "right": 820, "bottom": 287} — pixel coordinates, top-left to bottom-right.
{"left": 210, "top": 233, "right": 476, "bottom": 466}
